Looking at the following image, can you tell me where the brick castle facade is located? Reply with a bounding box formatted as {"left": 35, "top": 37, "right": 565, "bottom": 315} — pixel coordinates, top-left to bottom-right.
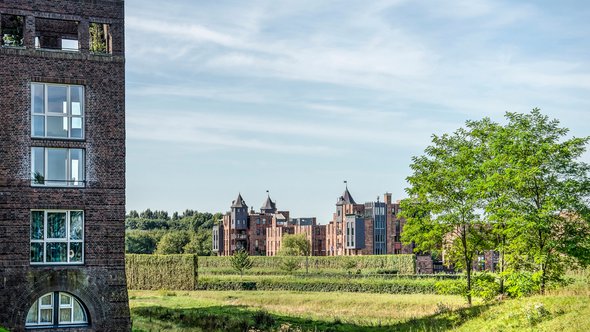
{"left": 213, "top": 187, "right": 413, "bottom": 257}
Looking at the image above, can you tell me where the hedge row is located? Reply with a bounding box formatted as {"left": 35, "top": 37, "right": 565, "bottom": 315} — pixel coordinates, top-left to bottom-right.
{"left": 126, "top": 254, "right": 198, "bottom": 290}
{"left": 195, "top": 276, "right": 442, "bottom": 294}
{"left": 198, "top": 255, "right": 416, "bottom": 274}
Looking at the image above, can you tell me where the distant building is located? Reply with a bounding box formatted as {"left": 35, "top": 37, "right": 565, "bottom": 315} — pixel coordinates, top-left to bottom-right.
{"left": 326, "top": 187, "right": 413, "bottom": 256}
{"left": 213, "top": 187, "right": 412, "bottom": 258}
{"left": 213, "top": 193, "right": 321, "bottom": 256}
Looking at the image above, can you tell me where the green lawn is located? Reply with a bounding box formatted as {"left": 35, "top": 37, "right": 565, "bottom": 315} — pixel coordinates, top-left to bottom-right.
{"left": 130, "top": 284, "right": 590, "bottom": 331}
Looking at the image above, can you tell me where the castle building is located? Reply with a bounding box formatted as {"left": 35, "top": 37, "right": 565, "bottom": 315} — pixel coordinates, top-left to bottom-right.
{"left": 212, "top": 193, "right": 324, "bottom": 256}
{"left": 0, "top": 1, "right": 130, "bottom": 330}
{"left": 213, "top": 188, "right": 411, "bottom": 258}
{"left": 326, "top": 187, "right": 412, "bottom": 256}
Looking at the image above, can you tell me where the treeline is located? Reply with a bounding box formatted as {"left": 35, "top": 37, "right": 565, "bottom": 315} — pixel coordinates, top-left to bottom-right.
{"left": 125, "top": 209, "right": 222, "bottom": 256}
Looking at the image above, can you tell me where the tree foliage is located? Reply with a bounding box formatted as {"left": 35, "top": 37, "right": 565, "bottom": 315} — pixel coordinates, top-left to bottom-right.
{"left": 278, "top": 234, "right": 311, "bottom": 273}
{"left": 230, "top": 250, "right": 253, "bottom": 278}
{"left": 401, "top": 109, "right": 590, "bottom": 301}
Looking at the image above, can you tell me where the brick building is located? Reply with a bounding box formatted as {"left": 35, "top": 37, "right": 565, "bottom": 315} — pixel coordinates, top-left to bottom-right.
{"left": 213, "top": 188, "right": 411, "bottom": 258}
{"left": 326, "top": 187, "right": 413, "bottom": 256}
{"left": 0, "top": 1, "right": 130, "bottom": 330}
{"left": 212, "top": 193, "right": 325, "bottom": 256}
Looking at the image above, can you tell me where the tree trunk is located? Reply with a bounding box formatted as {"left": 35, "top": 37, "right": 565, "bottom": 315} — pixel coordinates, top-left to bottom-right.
{"left": 462, "top": 225, "right": 472, "bottom": 305}
{"left": 306, "top": 255, "right": 309, "bottom": 274}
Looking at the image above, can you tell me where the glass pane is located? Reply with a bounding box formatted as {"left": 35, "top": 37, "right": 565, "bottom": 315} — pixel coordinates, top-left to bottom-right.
{"left": 32, "top": 84, "right": 45, "bottom": 114}
{"left": 59, "top": 308, "right": 72, "bottom": 323}
{"left": 40, "top": 308, "right": 53, "bottom": 323}
{"left": 70, "top": 211, "right": 83, "bottom": 240}
{"left": 70, "top": 149, "right": 84, "bottom": 185}
{"left": 46, "top": 242, "right": 67, "bottom": 262}
{"left": 47, "top": 212, "right": 66, "bottom": 238}
{"left": 32, "top": 115, "right": 45, "bottom": 137}
{"left": 26, "top": 300, "right": 39, "bottom": 324}
{"left": 60, "top": 308, "right": 72, "bottom": 323}
{"left": 71, "top": 117, "right": 82, "bottom": 138}
{"left": 47, "top": 85, "right": 67, "bottom": 113}
{"left": 70, "top": 86, "right": 83, "bottom": 115}
{"left": 47, "top": 116, "right": 68, "bottom": 137}
{"left": 31, "top": 211, "right": 44, "bottom": 240}
{"left": 31, "top": 242, "right": 44, "bottom": 262}
{"left": 69, "top": 242, "right": 83, "bottom": 262}
{"left": 47, "top": 148, "right": 67, "bottom": 185}
{"left": 32, "top": 147, "right": 45, "bottom": 184}
{"left": 40, "top": 294, "right": 52, "bottom": 306}
{"left": 61, "top": 39, "right": 79, "bottom": 51}
{"left": 73, "top": 300, "right": 86, "bottom": 322}
{"left": 60, "top": 293, "right": 72, "bottom": 306}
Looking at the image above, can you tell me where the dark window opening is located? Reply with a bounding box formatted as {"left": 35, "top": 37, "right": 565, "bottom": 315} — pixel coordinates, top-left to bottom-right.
{"left": 1, "top": 14, "right": 24, "bottom": 47}
{"left": 89, "top": 22, "right": 111, "bottom": 54}
{"left": 35, "top": 18, "right": 79, "bottom": 51}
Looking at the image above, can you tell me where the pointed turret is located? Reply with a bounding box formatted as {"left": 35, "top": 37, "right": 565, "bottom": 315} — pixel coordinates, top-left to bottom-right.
{"left": 231, "top": 193, "right": 247, "bottom": 208}
{"left": 337, "top": 187, "right": 356, "bottom": 205}
{"left": 261, "top": 191, "right": 277, "bottom": 214}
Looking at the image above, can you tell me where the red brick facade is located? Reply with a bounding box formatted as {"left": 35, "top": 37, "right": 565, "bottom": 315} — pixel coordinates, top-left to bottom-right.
{"left": 0, "top": 1, "right": 130, "bottom": 331}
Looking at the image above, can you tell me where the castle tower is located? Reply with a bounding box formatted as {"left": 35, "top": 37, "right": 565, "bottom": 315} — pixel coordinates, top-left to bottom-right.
{"left": 0, "top": 0, "right": 130, "bottom": 330}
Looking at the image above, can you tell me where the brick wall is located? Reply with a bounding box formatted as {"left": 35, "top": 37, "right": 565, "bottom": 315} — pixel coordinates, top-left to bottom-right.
{"left": 0, "top": 1, "right": 129, "bottom": 331}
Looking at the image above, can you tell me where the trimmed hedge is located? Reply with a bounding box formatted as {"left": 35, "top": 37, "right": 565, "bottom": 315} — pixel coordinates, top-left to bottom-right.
{"left": 126, "top": 254, "right": 198, "bottom": 290}
{"left": 195, "top": 276, "right": 443, "bottom": 294}
{"left": 198, "top": 255, "right": 416, "bottom": 275}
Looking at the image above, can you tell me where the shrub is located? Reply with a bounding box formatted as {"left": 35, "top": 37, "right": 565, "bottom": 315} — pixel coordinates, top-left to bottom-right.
{"left": 196, "top": 275, "right": 439, "bottom": 294}
{"left": 435, "top": 279, "right": 466, "bottom": 296}
{"left": 126, "top": 254, "right": 198, "bottom": 290}
{"left": 504, "top": 271, "right": 539, "bottom": 298}
{"left": 0, "top": 327, "right": 8, "bottom": 332}
{"left": 281, "top": 257, "right": 300, "bottom": 274}
{"left": 471, "top": 272, "right": 500, "bottom": 301}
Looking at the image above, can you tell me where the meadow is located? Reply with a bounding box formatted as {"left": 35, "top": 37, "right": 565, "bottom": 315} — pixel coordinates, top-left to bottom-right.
{"left": 129, "top": 278, "right": 589, "bottom": 331}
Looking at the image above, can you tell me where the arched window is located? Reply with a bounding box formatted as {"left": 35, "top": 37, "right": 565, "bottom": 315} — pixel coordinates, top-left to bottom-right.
{"left": 26, "top": 292, "right": 88, "bottom": 327}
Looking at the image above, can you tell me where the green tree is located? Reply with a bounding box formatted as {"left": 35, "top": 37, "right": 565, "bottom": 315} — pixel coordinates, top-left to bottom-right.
{"left": 230, "top": 250, "right": 253, "bottom": 278}
{"left": 155, "top": 231, "right": 191, "bottom": 254}
{"left": 280, "top": 257, "right": 300, "bottom": 274}
{"left": 401, "top": 119, "right": 493, "bottom": 305}
{"left": 125, "top": 230, "right": 160, "bottom": 254}
{"left": 278, "top": 234, "right": 311, "bottom": 273}
{"left": 183, "top": 230, "right": 212, "bottom": 255}
{"left": 486, "top": 109, "right": 590, "bottom": 294}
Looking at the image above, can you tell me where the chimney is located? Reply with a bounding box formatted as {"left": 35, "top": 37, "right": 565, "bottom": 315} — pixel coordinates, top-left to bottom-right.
{"left": 384, "top": 192, "right": 392, "bottom": 205}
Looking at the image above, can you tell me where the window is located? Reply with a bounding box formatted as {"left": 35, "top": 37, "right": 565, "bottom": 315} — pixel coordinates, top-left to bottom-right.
{"left": 1, "top": 14, "right": 24, "bottom": 47}
{"left": 31, "top": 148, "right": 85, "bottom": 187}
{"left": 32, "top": 83, "right": 84, "bottom": 139}
{"left": 89, "top": 22, "right": 111, "bottom": 54}
{"left": 26, "top": 292, "right": 88, "bottom": 327}
{"left": 34, "top": 18, "right": 79, "bottom": 51}
{"left": 31, "top": 210, "right": 84, "bottom": 264}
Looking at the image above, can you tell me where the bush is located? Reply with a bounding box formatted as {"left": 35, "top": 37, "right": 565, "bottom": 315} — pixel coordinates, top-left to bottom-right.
{"left": 471, "top": 272, "right": 500, "bottom": 301}
{"left": 504, "top": 271, "right": 539, "bottom": 298}
{"left": 435, "top": 279, "right": 466, "bottom": 296}
{"left": 0, "top": 327, "right": 8, "bottom": 332}
{"left": 281, "top": 257, "right": 300, "bottom": 273}
{"left": 196, "top": 275, "right": 441, "bottom": 294}
{"left": 198, "top": 255, "right": 416, "bottom": 275}
{"left": 126, "top": 254, "right": 198, "bottom": 290}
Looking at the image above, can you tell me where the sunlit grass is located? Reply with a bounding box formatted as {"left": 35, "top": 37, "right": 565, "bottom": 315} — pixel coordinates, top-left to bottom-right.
{"left": 130, "top": 290, "right": 468, "bottom": 326}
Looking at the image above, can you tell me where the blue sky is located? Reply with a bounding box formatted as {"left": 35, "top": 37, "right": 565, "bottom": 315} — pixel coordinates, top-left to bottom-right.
{"left": 125, "top": 0, "right": 590, "bottom": 222}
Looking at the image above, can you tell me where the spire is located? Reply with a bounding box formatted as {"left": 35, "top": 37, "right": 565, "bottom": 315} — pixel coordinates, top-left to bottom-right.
{"left": 261, "top": 190, "right": 277, "bottom": 213}
{"left": 337, "top": 181, "right": 356, "bottom": 205}
{"left": 231, "top": 193, "right": 247, "bottom": 208}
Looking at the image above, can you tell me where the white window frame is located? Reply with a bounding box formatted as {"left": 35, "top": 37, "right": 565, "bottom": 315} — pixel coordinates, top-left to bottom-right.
{"left": 26, "top": 292, "right": 88, "bottom": 327}
{"left": 31, "top": 147, "right": 85, "bottom": 187}
{"left": 30, "top": 210, "right": 84, "bottom": 265}
{"left": 31, "top": 82, "right": 85, "bottom": 139}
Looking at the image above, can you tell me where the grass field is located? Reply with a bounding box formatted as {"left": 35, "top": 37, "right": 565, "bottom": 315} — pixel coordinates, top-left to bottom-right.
{"left": 130, "top": 281, "right": 590, "bottom": 331}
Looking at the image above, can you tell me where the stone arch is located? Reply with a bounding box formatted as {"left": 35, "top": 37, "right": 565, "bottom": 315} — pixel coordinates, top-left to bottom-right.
{"left": 9, "top": 270, "right": 108, "bottom": 330}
